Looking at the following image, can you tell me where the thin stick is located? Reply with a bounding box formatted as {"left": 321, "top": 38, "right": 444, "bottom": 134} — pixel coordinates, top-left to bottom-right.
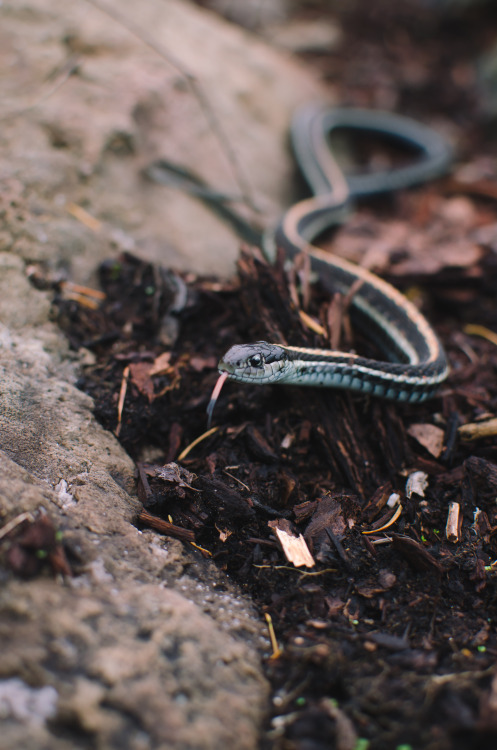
{"left": 61, "top": 282, "right": 106, "bottom": 300}
{"left": 83, "top": 0, "right": 257, "bottom": 212}
{"left": 138, "top": 509, "right": 195, "bottom": 543}
{"left": 115, "top": 365, "right": 130, "bottom": 437}
{"left": 0, "top": 512, "right": 34, "bottom": 542}
{"left": 67, "top": 203, "right": 102, "bottom": 233}
{"left": 222, "top": 470, "right": 250, "bottom": 492}
{"left": 265, "top": 613, "right": 282, "bottom": 659}
{"left": 177, "top": 426, "right": 219, "bottom": 461}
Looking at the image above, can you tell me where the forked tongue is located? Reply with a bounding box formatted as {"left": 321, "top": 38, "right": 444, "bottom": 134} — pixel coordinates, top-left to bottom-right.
{"left": 206, "top": 371, "right": 229, "bottom": 428}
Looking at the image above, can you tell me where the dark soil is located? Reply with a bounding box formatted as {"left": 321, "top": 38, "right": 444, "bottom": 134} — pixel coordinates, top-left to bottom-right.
{"left": 55, "top": 2, "right": 497, "bottom": 749}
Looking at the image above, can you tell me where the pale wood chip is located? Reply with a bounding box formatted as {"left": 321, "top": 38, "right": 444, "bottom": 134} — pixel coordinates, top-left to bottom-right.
{"left": 269, "top": 519, "right": 315, "bottom": 568}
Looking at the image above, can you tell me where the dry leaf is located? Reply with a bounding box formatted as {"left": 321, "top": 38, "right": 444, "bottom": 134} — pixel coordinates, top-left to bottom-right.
{"left": 189, "top": 355, "right": 217, "bottom": 372}
{"left": 128, "top": 361, "right": 154, "bottom": 403}
{"left": 149, "top": 351, "right": 172, "bottom": 376}
{"left": 155, "top": 463, "right": 198, "bottom": 491}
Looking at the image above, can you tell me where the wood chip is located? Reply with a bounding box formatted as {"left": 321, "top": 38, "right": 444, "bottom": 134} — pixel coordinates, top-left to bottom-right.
{"left": 446, "top": 501, "right": 461, "bottom": 543}
{"left": 405, "top": 470, "right": 429, "bottom": 499}
{"left": 407, "top": 423, "right": 445, "bottom": 458}
{"left": 391, "top": 533, "right": 443, "bottom": 574}
{"left": 459, "top": 417, "right": 497, "bottom": 441}
{"left": 269, "top": 519, "right": 315, "bottom": 568}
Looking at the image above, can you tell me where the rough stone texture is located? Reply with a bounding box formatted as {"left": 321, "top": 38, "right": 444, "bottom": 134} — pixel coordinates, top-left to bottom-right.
{"left": 1, "top": 0, "right": 325, "bottom": 279}
{"left": 0, "top": 540, "right": 267, "bottom": 750}
{"left": 0, "top": 295, "right": 268, "bottom": 750}
{"left": 0, "top": 0, "right": 327, "bottom": 747}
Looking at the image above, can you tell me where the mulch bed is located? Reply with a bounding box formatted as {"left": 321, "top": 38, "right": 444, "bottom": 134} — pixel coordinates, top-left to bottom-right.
{"left": 53, "top": 1, "right": 497, "bottom": 748}
{"left": 54, "top": 223, "right": 497, "bottom": 750}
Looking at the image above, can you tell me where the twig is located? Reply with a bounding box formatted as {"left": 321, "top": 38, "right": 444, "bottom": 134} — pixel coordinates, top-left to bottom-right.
{"left": 299, "top": 309, "right": 327, "bottom": 336}
{"left": 61, "top": 280, "right": 106, "bottom": 310}
{"left": 138, "top": 508, "right": 195, "bottom": 543}
{"left": 222, "top": 470, "right": 250, "bottom": 492}
{"left": 61, "top": 282, "right": 106, "bottom": 300}
{"left": 445, "top": 501, "right": 461, "bottom": 543}
{"left": 115, "top": 365, "right": 130, "bottom": 437}
{"left": 67, "top": 203, "right": 102, "bottom": 233}
{"left": 177, "top": 426, "right": 220, "bottom": 460}
{"left": 265, "top": 613, "right": 282, "bottom": 659}
{"left": 459, "top": 418, "right": 497, "bottom": 441}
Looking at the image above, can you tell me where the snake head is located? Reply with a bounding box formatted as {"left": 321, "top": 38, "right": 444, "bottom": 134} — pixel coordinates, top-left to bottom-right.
{"left": 218, "top": 342, "right": 290, "bottom": 384}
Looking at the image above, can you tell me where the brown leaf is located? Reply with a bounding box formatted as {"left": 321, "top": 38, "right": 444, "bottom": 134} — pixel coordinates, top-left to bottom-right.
{"left": 148, "top": 351, "right": 172, "bottom": 376}
{"left": 128, "top": 361, "right": 155, "bottom": 403}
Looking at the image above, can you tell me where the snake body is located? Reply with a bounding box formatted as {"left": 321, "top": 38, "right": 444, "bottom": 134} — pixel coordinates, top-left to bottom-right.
{"left": 216, "top": 106, "right": 452, "bottom": 403}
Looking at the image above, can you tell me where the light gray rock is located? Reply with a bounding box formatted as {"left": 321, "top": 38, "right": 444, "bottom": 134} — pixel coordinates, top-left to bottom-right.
{"left": 0, "top": 320, "right": 269, "bottom": 750}
{"left": 0, "top": 0, "right": 326, "bottom": 279}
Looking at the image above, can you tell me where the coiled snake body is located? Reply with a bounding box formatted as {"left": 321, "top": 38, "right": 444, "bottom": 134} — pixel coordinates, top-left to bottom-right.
{"left": 209, "top": 106, "right": 452, "bottom": 421}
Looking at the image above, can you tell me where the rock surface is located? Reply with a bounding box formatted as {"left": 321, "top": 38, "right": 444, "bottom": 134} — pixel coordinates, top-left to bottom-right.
{"left": 1, "top": 0, "right": 324, "bottom": 279}
{"left": 0, "top": 0, "right": 326, "bottom": 747}
{"left": 0, "top": 298, "right": 268, "bottom": 750}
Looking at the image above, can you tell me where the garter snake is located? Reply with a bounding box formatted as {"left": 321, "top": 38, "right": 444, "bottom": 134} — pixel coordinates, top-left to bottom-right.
{"left": 208, "top": 105, "right": 452, "bottom": 422}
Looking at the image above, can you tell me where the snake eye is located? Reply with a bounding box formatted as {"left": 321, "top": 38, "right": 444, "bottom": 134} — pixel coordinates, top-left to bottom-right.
{"left": 248, "top": 354, "right": 263, "bottom": 368}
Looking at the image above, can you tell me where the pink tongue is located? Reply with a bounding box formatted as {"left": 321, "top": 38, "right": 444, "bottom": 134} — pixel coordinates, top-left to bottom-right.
{"left": 206, "top": 371, "right": 229, "bottom": 428}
